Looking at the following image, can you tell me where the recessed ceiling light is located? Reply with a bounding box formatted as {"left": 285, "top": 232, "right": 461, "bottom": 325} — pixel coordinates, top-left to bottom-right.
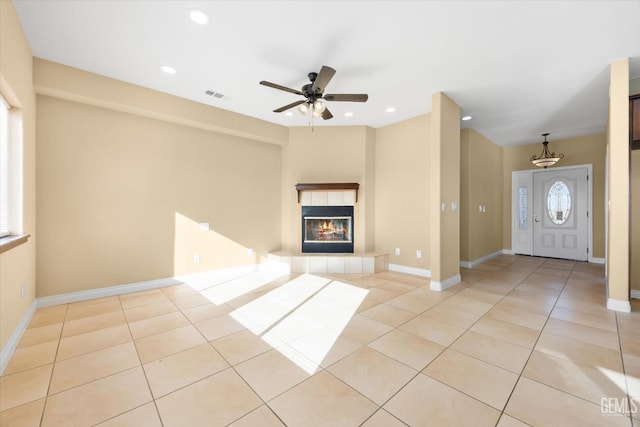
{"left": 161, "top": 65, "right": 176, "bottom": 74}
{"left": 386, "top": 107, "right": 396, "bottom": 113}
{"left": 462, "top": 115, "right": 472, "bottom": 121}
{"left": 188, "top": 9, "right": 210, "bottom": 25}
{"left": 344, "top": 112, "right": 354, "bottom": 117}
{"left": 284, "top": 112, "right": 293, "bottom": 117}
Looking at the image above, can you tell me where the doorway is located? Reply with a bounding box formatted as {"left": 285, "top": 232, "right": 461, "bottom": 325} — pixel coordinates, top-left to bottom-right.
{"left": 512, "top": 165, "right": 591, "bottom": 261}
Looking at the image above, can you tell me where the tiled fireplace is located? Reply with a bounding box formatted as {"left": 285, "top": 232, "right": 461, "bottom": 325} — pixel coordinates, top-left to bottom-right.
{"left": 268, "top": 183, "right": 387, "bottom": 274}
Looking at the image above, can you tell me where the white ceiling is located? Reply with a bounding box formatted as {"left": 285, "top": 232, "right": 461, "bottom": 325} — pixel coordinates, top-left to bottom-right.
{"left": 12, "top": 0, "right": 640, "bottom": 147}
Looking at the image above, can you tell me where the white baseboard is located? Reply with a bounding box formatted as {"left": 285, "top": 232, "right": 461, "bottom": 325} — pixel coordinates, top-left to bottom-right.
{"left": 0, "top": 263, "right": 268, "bottom": 375}
{"left": 37, "top": 277, "right": 184, "bottom": 308}
{"left": 631, "top": 290, "right": 640, "bottom": 300}
{"left": 460, "top": 250, "right": 504, "bottom": 269}
{"left": 607, "top": 298, "right": 631, "bottom": 312}
{"left": 0, "top": 301, "right": 37, "bottom": 376}
{"left": 388, "top": 263, "right": 431, "bottom": 278}
{"left": 497, "top": 249, "right": 604, "bottom": 265}
{"left": 430, "top": 274, "right": 462, "bottom": 291}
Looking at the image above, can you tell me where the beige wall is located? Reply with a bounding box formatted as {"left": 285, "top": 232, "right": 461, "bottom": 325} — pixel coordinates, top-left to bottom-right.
{"left": 0, "top": 1, "right": 37, "bottom": 350}
{"left": 632, "top": 149, "right": 640, "bottom": 291}
{"left": 461, "top": 129, "right": 504, "bottom": 263}
{"left": 502, "top": 134, "right": 606, "bottom": 258}
{"left": 374, "top": 114, "right": 431, "bottom": 268}
{"left": 631, "top": 78, "right": 640, "bottom": 292}
{"left": 430, "top": 92, "right": 461, "bottom": 283}
{"left": 281, "top": 126, "right": 375, "bottom": 253}
{"left": 35, "top": 72, "right": 283, "bottom": 297}
{"left": 607, "top": 58, "right": 630, "bottom": 303}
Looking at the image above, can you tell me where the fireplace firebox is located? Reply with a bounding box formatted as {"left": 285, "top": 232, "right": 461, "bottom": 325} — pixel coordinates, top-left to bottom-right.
{"left": 301, "top": 206, "right": 354, "bottom": 253}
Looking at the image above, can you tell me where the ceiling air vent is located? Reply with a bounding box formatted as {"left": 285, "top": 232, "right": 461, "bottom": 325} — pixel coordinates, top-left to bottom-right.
{"left": 204, "top": 89, "right": 225, "bottom": 99}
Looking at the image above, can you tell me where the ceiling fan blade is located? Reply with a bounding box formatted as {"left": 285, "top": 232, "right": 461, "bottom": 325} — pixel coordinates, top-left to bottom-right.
{"left": 273, "top": 99, "right": 306, "bottom": 113}
{"left": 260, "top": 80, "right": 304, "bottom": 96}
{"left": 322, "top": 107, "right": 333, "bottom": 120}
{"left": 311, "top": 66, "right": 336, "bottom": 94}
{"left": 323, "top": 94, "right": 369, "bottom": 102}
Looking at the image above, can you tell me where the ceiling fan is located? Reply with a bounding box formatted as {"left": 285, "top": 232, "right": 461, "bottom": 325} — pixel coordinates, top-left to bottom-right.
{"left": 259, "top": 66, "right": 368, "bottom": 120}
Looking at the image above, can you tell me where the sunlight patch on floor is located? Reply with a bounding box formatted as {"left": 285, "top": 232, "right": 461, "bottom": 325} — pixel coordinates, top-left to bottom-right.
{"left": 598, "top": 366, "right": 635, "bottom": 395}
{"left": 230, "top": 274, "right": 331, "bottom": 334}
{"left": 230, "top": 275, "right": 368, "bottom": 374}
{"left": 199, "top": 270, "right": 288, "bottom": 305}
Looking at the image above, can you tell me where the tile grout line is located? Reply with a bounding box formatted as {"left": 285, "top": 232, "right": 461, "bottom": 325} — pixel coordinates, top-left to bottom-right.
{"left": 614, "top": 310, "right": 635, "bottom": 425}
{"left": 39, "top": 303, "right": 69, "bottom": 427}
{"left": 119, "top": 292, "right": 167, "bottom": 427}
{"left": 487, "top": 259, "right": 572, "bottom": 425}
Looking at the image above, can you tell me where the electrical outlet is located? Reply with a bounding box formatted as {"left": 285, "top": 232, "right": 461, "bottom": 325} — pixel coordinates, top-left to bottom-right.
{"left": 395, "top": 248, "right": 400, "bottom": 256}
{"left": 199, "top": 222, "right": 209, "bottom": 231}
{"left": 193, "top": 253, "right": 201, "bottom": 264}
{"left": 416, "top": 250, "right": 422, "bottom": 259}
{"left": 247, "top": 248, "right": 253, "bottom": 256}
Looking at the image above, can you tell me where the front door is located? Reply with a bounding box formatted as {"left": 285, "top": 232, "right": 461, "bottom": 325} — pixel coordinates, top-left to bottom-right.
{"left": 532, "top": 167, "right": 589, "bottom": 261}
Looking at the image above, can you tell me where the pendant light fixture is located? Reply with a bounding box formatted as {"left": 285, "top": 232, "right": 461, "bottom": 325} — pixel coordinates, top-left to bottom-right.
{"left": 530, "top": 133, "right": 564, "bottom": 169}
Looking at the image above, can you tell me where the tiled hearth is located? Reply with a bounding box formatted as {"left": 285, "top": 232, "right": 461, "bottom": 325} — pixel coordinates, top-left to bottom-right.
{"left": 268, "top": 252, "right": 388, "bottom": 274}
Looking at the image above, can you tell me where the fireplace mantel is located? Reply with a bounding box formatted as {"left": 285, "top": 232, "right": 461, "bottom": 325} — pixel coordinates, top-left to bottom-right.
{"left": 295, "top": 183, "right": 359, "bottom": 203}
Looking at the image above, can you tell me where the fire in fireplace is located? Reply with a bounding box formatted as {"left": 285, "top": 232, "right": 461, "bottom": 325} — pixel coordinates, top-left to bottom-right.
{"left": 301, "top": 206, "right": 354, "bottom": 253}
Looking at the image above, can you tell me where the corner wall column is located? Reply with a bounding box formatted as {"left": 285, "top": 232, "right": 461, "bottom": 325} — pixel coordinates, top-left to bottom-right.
{"left": 430, "top": 92, "right": 461, "bottom": 290}
{"left": 606, "top": 58, "right": 631, "bottom": 312}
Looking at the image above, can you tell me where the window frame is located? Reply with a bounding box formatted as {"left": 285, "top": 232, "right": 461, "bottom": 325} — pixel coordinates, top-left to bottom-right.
{"left": 0, "top": 90, "right": 26, "bottom": 252}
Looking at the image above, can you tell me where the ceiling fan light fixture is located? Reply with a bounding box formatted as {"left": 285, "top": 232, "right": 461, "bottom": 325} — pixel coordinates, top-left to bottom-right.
{"left": 298, "top": 102, "right": 309, "bottom": 115}
{"left": 530, "top": 133, "right": 564, "bottom": 169}
{"left": 313, "top": 99, "right": 326, "bottom": 113}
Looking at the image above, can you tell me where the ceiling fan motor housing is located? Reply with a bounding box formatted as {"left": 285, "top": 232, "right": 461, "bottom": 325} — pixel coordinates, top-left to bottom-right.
{"left": 301, "top": 83, "right": 315, "bottom": 98}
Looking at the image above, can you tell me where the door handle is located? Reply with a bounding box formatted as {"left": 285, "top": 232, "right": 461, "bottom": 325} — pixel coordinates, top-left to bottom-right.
{"left": 533, "top": 214, "right": 540, "bottom": 223}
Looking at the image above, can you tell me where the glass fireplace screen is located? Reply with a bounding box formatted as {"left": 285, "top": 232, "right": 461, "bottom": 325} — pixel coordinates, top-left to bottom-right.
{"left": 304, "top": 216, "right": 353, "bottom": 243}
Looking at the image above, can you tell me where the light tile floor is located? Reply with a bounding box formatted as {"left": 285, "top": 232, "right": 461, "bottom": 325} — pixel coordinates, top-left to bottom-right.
{"left": 1, "top": 255, "right": 639, "bottom": 426}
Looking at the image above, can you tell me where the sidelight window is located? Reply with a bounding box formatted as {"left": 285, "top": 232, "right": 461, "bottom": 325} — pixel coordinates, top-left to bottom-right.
{"left": 518, "top": 186, "right": 528, "bottom": 229}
